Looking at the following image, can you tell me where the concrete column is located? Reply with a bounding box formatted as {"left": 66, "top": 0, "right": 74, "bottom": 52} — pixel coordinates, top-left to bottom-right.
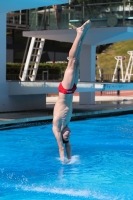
{"left": 0, "top": 13, "right": 9, "bottom": 111}
{"left": 79, "top": 44, "right": 96, "bottom": 104}
{"left": 0, "top": 13, "right": 47, "bottom": 112}
{"left": 0, "top": 13, "right": 6, "bottom": 82}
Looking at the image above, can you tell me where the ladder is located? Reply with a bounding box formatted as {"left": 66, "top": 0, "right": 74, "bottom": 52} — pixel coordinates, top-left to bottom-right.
{"left": 19, "top": 7, "right": 48, "bottom": 81}
{"left": 112, "top": 56, "right": 125, "bottom": 82}
{"left": 124, "top": 51, "right": 133, "bottom": 82}
{"left": 19, "top": 37, "right": 45, "bottom": 81}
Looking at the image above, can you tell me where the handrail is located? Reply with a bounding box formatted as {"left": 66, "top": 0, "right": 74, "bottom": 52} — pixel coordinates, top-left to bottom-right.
{"left": 7, "top": 0, "right": 133, "bottom": 30}
{"left": 19, "top": 38, "right": 31, "bottom": 80}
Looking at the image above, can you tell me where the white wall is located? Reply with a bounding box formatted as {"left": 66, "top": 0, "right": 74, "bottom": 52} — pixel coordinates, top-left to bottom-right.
{"left": 0, "top": 87, "right": 46, "bottom": 112}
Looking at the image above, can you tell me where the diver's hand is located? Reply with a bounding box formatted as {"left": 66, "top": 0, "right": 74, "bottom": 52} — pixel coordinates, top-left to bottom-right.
{"left": 65, "top": 159, "right": 71, "bottom": 164}
{"left": 62, "top": 158, "right": 71, "bottom": 164}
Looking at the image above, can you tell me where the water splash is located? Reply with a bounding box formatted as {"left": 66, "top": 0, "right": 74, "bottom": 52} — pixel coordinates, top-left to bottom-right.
{"left": 22, "top": 186, "right": 90, "bottom": 197}
{"left": 20, "top": 185, "right": 115, "bottom": 200}
{"left": 69, "top": 155, "right": 80, "bottom": 164}
{"left": 56, "top": 155, "right": 80, "bottom": 165}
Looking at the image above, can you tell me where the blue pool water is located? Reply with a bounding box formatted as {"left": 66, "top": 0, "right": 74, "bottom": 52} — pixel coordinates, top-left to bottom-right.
{"left": 0, "top": 114, "right": 133, "bottom": 200}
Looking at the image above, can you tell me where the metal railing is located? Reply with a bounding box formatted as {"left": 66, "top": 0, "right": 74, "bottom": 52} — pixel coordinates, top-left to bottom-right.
{"left": 6, "top": 1, "right": 133, "bottom": 30}
{"left": 96, "top": 68, "right": 122, "bottom": 95}
{"left": 7, "top": 10, "right": 29, "bottom": 30}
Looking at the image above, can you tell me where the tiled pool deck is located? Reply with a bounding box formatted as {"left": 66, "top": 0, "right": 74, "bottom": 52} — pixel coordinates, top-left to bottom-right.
{"left": 0, "top": 94, "right": 133, "bottom": 129}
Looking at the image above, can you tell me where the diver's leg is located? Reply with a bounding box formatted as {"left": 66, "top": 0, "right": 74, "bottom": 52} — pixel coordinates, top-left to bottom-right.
{"left": 62, "top": 20, "right": 91, "bottom": 89}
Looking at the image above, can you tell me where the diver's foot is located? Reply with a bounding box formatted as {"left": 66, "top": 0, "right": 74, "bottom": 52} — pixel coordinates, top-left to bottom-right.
{"left": 76, "top": 20, "right": 91, "bottom": 39}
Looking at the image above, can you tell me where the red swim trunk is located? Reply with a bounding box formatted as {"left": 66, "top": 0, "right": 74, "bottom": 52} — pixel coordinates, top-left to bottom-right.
{"left": 58, "top": 82, "right": 77, "bottom": 94}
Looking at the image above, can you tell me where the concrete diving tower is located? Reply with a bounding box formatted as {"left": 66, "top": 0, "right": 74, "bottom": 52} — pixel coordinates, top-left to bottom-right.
{"left": 23, "top": 27, "right": 133, "bottom": 105}
{"left": 8, "top": 82, "right": 133, "bottom": 95}
{"left": 23, "top": 27, "right": 133, "bottom": 46}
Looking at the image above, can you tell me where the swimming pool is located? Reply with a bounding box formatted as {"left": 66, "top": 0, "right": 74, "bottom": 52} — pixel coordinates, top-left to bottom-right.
{"left": 0, "top": 114, "right": 133, "bottom": 200}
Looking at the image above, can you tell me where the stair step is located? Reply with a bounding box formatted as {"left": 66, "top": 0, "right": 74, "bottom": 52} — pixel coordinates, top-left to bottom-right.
{"left": 20, "top": 36, "right": 45, "bottom": 81}
{"left": 29, "top": 75, "right": 36, "bottom": 77}
{"left": 31, "top": 54, "right": 40, "bottom": 57}
{"left": 33, "top": 47, "right": 42, "bottom": 50}
{"left": 35, "top": 40, "right": 44, "bottom": 43}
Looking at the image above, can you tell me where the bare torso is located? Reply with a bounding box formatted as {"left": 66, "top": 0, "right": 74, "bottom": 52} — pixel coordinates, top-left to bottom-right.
{"left": 53, "top": 93, "right": 73, "bottom": 131}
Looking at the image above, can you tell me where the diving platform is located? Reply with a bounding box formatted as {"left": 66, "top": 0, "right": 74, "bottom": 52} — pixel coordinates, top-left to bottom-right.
{"left": 23, "top": 26, "right": 133, "bottom": 46}
{"left": 8, "top": 81, "right": 133, "bottom": 95}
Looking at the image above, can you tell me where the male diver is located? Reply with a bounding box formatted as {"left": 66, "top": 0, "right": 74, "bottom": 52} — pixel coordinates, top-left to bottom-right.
{"left": 52, "top": 20, "right": 91, "bottom": 163}
{"left": 53, "top": 5, "right": 62, "bottom": 29}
